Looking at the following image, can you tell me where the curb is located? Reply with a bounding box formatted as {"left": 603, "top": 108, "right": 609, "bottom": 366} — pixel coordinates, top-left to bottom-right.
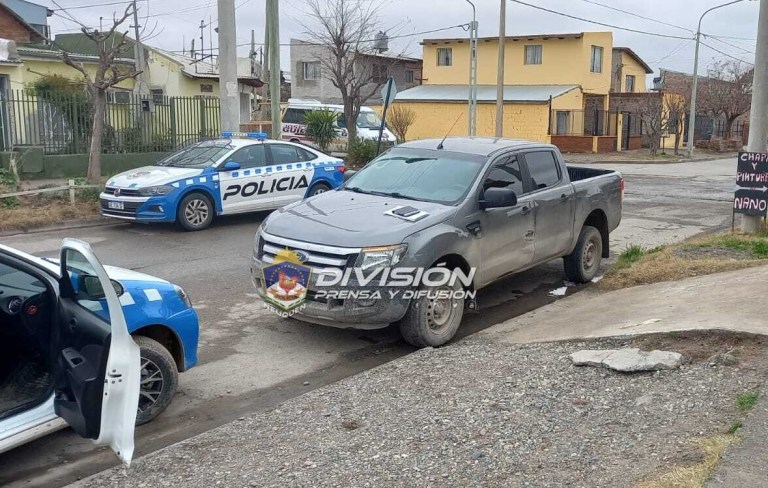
{"left": 0, "top": 217, "right": 122, "bottom": 238}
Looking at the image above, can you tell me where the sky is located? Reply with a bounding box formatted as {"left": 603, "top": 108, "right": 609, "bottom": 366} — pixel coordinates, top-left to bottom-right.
{"left": 42, "top": 0, "right": 760, "bottom": 85}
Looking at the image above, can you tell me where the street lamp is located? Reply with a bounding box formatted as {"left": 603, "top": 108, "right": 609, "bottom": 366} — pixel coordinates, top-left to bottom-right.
{"left": 687, "top": 0, "right": 752, "bottom": 157}
{"left": 464, "top": 0, "right": 478, "bottom": 136}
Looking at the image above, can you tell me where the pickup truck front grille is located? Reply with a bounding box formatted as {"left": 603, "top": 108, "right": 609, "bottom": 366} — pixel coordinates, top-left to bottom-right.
{"left": 259, "top": 233, "right": 360, "bottom": 273}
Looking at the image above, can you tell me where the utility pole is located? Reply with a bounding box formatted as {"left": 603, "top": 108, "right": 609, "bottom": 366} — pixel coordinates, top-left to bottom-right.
{"left": 743, "top": 0, "right": 768, "bottom": 233}
{"left": 217, "top": 0, "right": 240, "bottom": 132}
{"left": 687, "top": 0, "right": 747, "bottom": 158}
{"left": 131, "top": 0, "right": 146, "bottom": 95}
{"left": 267, "top": 0, "right": 281, "bottom": 139}
{"left": 464, "top": 0, "right": 478, "bottom": 136}
{"left": 260, "top": 5, "right": 271, "bottom": 121}
{"left": 495, "top": 0, "right": 506, "bottom": 137}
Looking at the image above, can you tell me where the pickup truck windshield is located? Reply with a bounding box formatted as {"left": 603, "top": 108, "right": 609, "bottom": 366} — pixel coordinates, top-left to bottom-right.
{"left": 155, "top": 141, "right": 232, "bottom": 169}
{"left": 345, "top": 149, "right": 486, "bottom": 204}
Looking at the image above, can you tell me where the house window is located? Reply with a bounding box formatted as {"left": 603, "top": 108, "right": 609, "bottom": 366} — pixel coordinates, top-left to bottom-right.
{"left": 437, "top": 47, "right": 452, "bottom": 66}
{"left": 590, "top": 46, "right": 603, "bottom": 73}
{"left": 302, "top": 62, "right": 321, "bottom": 80}
{"left": 200, "top": 84, "right": 214, "bottom": 93}
{"left": 625, "top": 74, "right": 636, "bottom": 92}
{"left": 150, "top": 89, "right": 164, "bottom": 104}
{"left": 372, "top": 63, "right": 388, "bottom": 83}
{"left": 405, "top": 69, "right": 414, "bottom": 83}
{"left": 555, "top": 111, "right": 570, "bottom": 135}
{"left": 524, "top": 45, "right": 542, "bottom": 65}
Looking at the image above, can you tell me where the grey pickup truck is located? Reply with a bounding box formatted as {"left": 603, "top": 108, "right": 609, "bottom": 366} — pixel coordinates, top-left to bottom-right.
{"left": 252, "top": 137, "right": 623, "bottom": 347}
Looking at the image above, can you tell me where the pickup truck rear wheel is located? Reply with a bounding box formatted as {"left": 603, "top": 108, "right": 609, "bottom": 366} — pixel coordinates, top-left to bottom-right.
{"left": 564, "top": 225, "right": 602, "bottom": 283}
{"left": 398, "top": 280, "right": 464, "bottom": 348}
{"left": 134, "top": 336, "right": 179, "bottom": 426}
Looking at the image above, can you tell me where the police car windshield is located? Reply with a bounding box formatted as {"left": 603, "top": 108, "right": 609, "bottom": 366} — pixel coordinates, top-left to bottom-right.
{"left": 344, "top": 148, "right": 486, "bottom": 205}
{"left": 155, "top": 141, "right": 232, "bottom": 168}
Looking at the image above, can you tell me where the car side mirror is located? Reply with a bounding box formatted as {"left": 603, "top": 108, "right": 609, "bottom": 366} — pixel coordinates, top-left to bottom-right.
{"left": 80, "top": 275, "right": 124, "bottom": 299}
{"left": 480, "top": 187, "right": 518, "bottom": 209}
{"left": 221, "top": 161, "right": 241, "bottom": 171}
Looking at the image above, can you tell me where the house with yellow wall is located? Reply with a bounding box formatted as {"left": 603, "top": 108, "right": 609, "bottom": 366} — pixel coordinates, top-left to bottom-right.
{"left": 394, "top": 31, "right": 653, "bottom": 153}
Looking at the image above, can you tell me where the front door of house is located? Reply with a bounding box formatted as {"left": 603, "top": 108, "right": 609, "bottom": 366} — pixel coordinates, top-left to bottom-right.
{"left": 621, "top": 113, "right": 631, "bottom": 150}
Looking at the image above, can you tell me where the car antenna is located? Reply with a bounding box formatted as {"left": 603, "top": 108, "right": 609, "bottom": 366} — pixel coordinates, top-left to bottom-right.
{"left": 436, "top": 113, "right": 463, "bottom": 150}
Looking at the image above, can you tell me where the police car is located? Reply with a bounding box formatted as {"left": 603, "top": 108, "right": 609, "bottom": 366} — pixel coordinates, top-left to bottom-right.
{"left": 100, "top": 132, "right": 346, "bottom": 231}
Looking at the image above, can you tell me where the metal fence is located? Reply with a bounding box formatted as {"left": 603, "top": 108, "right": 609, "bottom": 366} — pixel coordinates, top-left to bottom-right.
{"left": 0, "top": 90, "right": 221, "bottom": 154}
{"left": 549, "top": 110, "right": 635, "bottom": 137}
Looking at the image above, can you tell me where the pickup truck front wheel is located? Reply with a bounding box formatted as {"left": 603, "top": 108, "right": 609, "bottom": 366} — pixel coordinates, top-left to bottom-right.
{"left": 398, "top": 280, "right": 464, "bottom": 348}
{"left": 564, "top": 225, "right": 602, "bottom": 283}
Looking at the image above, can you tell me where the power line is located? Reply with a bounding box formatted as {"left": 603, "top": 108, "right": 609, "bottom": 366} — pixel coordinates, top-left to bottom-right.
{"left": 574, "top": 0, "right": 693, "bottom": 34}
{"left": 649, "top": 39, "right": 693, "bottom": 65}
{"left": 699, "top": 40, "right": 755, "bottom": 65}
{"left": 52, "top": 1, "right": 129, "bottom": 10}
{"left": 510, "top": 0, "right": 692, "bottom": 40}
{"left": 705, "top": 35, "right": 755, "bottom": 55}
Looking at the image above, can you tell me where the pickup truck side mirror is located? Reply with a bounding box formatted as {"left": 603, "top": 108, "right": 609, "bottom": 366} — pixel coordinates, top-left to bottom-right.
{"left": 221, "top": 161, "right": 241, "bottom": 171}
{"left": 480, "top": 187, "right": 518, "bottom": 209}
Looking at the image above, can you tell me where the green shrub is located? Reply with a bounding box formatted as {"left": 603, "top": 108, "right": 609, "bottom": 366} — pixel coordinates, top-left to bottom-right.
{"left": 0, "top": 168, "right": 17, "bottom": 188}
{"left": 304, "top": 109, "right": 339, "bottom": 153}
{"left": 346, "top": 138, "right": 379, "bottom": 168}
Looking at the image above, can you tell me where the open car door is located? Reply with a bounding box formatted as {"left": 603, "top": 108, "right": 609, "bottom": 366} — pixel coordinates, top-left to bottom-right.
{"left": 54, "top": 238, "right": 140, "bottom": 465}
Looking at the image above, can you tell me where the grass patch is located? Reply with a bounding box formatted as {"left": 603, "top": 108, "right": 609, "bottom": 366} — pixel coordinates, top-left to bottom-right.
{"left": 635, "top": 435, "right": 738, "bottom": 488}
{"left": 736, "top": 392, "right": 759, "bottom": 412}
{"left": 602, "top": 232, "right": 768, "bottom": 290}
{"left": 727, "top": 420, "right": 742, "bottom": 434}
{"left": 0, "top": 191, "right": 101, "bottom": 233}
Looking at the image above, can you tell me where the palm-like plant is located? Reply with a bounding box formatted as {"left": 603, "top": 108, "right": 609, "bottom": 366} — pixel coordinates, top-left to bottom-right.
{"left": 304, "top": 109, "right": 339, "bottom": 153}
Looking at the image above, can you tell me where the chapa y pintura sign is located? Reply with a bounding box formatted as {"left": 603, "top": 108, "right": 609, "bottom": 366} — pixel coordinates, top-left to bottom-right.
{"left": 734, "top": 151, "right": 768, "bottom": 216}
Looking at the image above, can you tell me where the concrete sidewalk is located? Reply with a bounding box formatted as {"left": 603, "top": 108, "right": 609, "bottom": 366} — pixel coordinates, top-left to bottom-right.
{"left": 73, "top": 267, "right": 768, "bottom": 487}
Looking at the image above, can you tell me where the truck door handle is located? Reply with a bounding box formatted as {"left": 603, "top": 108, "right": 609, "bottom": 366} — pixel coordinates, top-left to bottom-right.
{"left": 520, "top": 205, "right": 533, "bottom": 216}
{"left": 466, "top": 220, "right": 482, "bottom": 237}
{"left": 560, "top": 193, "right": 570, "bottom": 202}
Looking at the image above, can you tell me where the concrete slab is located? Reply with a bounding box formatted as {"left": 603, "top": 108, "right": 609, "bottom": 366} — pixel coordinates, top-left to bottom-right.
{"left": 483, "top": 265, "right": 768, "bottom": 345}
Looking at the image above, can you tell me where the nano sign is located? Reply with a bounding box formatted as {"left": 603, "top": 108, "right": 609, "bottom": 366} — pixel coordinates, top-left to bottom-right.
{"left": 734, "top": 151, "right": 768, "bottom": 217}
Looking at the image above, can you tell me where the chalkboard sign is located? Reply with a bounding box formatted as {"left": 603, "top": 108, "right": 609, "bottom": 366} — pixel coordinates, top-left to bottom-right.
{"left": 734, "top": 152, "right": 768, "bottom": 216}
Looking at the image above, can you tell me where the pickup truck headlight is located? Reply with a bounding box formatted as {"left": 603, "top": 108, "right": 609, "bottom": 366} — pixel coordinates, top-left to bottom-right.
{"left": 355, "top": 244, "right": 407, "bottom": 271}
{"left": 138, "top": 185, "right": 174, "bottom": 196}
{"left": 173, "top": 285, "right": 193, "bottom": 308}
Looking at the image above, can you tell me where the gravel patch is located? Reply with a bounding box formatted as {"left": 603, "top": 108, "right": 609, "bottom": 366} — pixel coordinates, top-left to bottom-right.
{"left": 78, "top": 337, "right": 766, "bottom": 488}
{"left": 673, "top": 247, "right": 753, "bottom": 260}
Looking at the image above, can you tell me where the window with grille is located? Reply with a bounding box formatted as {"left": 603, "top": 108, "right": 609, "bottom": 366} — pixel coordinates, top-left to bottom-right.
{"left": 524, "top": 45, "right": 542, "bottom": 65}
{"left": 590, "top": 46, "right": 603, "bottom": 73}
{"left": 437, "top": 48, "right": 452, "bottom": 66}
{"left": 302, "top": 62, "right": 321, "bottom": 80}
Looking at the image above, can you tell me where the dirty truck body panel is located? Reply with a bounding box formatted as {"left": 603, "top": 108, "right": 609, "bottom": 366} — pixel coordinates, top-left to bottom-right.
{"left": 252, "top": 137, "right": 622, "bottom": 329}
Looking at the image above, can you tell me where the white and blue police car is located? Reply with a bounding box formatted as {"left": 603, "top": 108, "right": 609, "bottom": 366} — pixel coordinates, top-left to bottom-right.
{"left": 100, "top": 132, "right": 347, "bottom": 231}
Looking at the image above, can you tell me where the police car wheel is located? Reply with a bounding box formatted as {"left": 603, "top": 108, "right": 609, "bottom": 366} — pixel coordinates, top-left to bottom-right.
{"left": 134, "top": 336, "right": 178, "bottom": 426}
{"left": 178, "top": 192, "right": 214, "bottom": 231}
{"left": 309, "top": 183, "right": 331, "bottom": 196}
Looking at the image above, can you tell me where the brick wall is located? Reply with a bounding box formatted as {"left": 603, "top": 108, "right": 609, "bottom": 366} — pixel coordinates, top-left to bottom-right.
{"left": 0, "top": 7, "right": 33, "bottom": 44}
{"left": 628, "top": 135, "right": 642, "bottom": 150}
{"left": 551, "top": 136, "right": 593, "bottom": 153}
{"left": 597, "top": 136, "right": 615, "bottom": 152}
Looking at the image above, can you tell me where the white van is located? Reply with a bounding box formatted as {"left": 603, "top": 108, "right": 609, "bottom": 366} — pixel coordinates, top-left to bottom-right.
{"left": 281, "top": 99, "right": 396, "bottom": 152}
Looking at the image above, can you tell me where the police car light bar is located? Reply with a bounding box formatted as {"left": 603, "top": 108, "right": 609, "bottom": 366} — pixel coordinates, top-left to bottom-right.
{"left": 221, "top": 131, "right": 268, "bottom": 140}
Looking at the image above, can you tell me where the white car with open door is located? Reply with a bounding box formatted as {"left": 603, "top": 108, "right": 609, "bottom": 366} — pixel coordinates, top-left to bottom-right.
{"left": 0, "top": 239, "right": 140, "bottom": 464}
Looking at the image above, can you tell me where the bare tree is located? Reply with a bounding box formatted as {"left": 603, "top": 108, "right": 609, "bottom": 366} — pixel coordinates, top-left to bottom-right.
{"left": 699, "top": 60, "right": 753, "bottom": 139}
{"left": 665, "top": 93, "right": 688, "bottom": 155}
{"left": 388, "top": 104, "right": 416, "bottom": 143}
{"left": 637, "top": 93, "right": 667, "bottom": 156}
{"left": 302, "top": 0, "right": 396, "bottom": 142}
{"left": 60, "top": 5, "right": 141, "bottom": 180}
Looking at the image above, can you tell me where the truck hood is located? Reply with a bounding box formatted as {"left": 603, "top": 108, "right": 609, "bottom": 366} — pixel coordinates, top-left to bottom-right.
{"left": 106, "top": 166, "right": 203, "bottom": 188}
{"left": 264, "top": 190, "right": 458, "bottom": 247}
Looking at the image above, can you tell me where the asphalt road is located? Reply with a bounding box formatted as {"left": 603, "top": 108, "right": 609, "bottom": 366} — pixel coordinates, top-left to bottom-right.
{"left": 0, "top": 158, "right": 735, "bottom": 487}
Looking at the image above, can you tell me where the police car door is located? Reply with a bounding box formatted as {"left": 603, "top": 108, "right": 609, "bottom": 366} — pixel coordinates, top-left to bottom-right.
{"left": 266, "top": 142, "right": 315, "bottom": 207}
{"left": 55, "top": 239, "right": 140, "bottom": 465}
{"left": 218, "top": 144, "right": 273, "bottom": 214}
